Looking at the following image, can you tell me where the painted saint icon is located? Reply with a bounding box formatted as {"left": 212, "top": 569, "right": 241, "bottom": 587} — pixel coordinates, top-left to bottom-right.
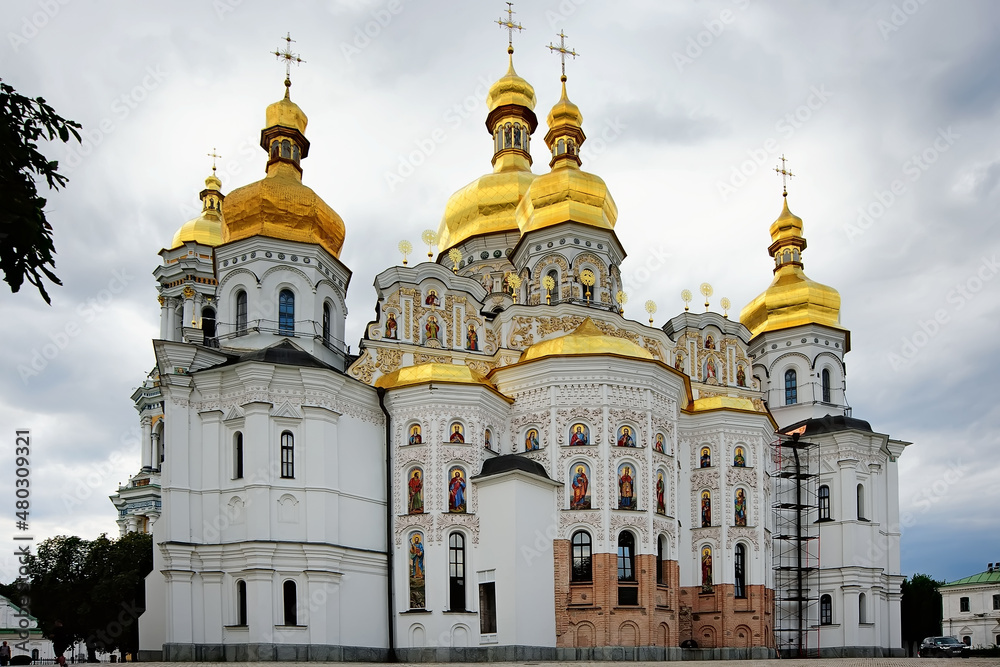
{"left": 617, "top": 425, "right": 636, "bottom": 448}
{"left": 618, "top": 464, "right": 635, "bottom": 509}
{"left": 700, "top": 447, "right": 711, "bottom": 468}
{"left": 425, "top": 315, "right": 440, "bottom": 341}
{"left": 733, "top": 446, "right": 746, "bottom": 468}
{"left": 705, "top": 360, "right": 717, "bottom": 381}
{"left": 407, "top": 468, "right": 423, "bottom": 514}
{"left": 409, "top": 532, "right": 425, "bottom": 608}
{"left": 525, "top": 428, "right": 539, "bottom": 451}
{"left": 736, "top": 365, "right": 746, "bottom": 387}
{"left": 466, "top": 324, "right": 478, "bottom": 351}
{"left": 675, "top": 354, "right": 684, "bottom": 371}
{"left": 408, "top": 424, "right": 422, "bottom": 446}
{"left": 424, "top": 290, "right": 439, "bottom": 307}
{"left": 654, "top": 433, "right": 665, "bottom": 453}
{"left": 448, "top": 467, "right": 467, "bottom": 513}
{"left": 704, "top": 334, "right": 715, "bottom": 350}
{"left": 701, "top": 490, "right": 712, "bottom": 527}
{"left": 484, "top": 428, "right": 493, "bottom": 450}
{"left": 570, "top": 463, "right": 591, "bottom": 510}
{"left": 701, "top": 546, "right": 713, "bottom": 592}
{"left": 449, "top": 423, "right": 465, "bottom": 443}
{"left": 569, "top": 423, "right": 589, "bottom": 446}
{"left": 656, "top": 471, "right": 666, "bottom": 514}
{"left": 734, "top": 488, "right": 747, "bottom": 526}
{"left": 384, "top": 312, "right": 398, "bottom": 339}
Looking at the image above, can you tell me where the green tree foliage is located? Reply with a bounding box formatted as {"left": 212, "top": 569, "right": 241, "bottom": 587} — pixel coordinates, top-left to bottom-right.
{"left": 901, "top": 573, "right": 943, "bottom": 644}
{"left": 0, "top": 78, "right": 81, "bottom": 304}
{"left": 2, "top": 533, "right": 153, "bottom": 656}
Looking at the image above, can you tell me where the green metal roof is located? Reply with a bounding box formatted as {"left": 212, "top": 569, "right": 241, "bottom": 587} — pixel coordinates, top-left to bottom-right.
{"left": 941, "top": 569, "right": 1000, "bottom": 587}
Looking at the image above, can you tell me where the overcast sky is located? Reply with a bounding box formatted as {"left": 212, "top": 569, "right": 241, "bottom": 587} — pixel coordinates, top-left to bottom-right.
{"left": 1, "top": 0, "right": 997, "bottom": 584}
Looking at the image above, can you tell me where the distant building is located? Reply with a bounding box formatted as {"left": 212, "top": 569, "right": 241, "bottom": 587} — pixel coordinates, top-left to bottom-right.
{"left": 0, "top": 595, "right": 54, "bottom": 662}
{"left": 940, "top": 564, "right": 1000, "bottom": 647}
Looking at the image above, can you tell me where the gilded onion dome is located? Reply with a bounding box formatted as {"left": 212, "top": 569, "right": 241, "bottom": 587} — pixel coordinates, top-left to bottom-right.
{"left": 740, "top": 196, "right": 843, "bottom": 338}
{"left": 222, "top": 82, "right": 346, "bottom": 258}
{"left": 521, "top": 318, "right": 652, "bottom": 362}
{"left": 170, "top": 172, "right": 224, "bottom": 248}
{"left": 516, "top": 76, "right": 617, "bottom": 235}
{"left": 437, "top": 48, "right": 539, "bottom": 254}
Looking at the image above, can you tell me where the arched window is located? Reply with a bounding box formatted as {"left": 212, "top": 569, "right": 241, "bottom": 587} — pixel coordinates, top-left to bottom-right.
{"left": 280, "top": 431, "right": 294, "bottom": 479}
{"left": 818, "top": 485, "right": 831, "bottom": 520}
{"left": 857, "top": 483, "right": 866, "bottom": 520}
{"left": 278, "top": 289, "right": 295, "bottom": 335}
{"left": 784, "top": 369, "right": 798, "bottom": 405}
{"left": 734, "top": 544, "right": 747, "bottom": 598}
{"left": 657, "top": 535, "right": 668, "bottom": 586}
{"left": 547, "top": 269, "right": 559, "bottom": 298}
{"left": 235, "top": 290, "right": 248, "bottom": 336}
{"left": 236, "top": 580, "right": 247, "bottom": 626}
{"left": 270, "top": 141, "right": 279, "bottom": 159}
{"left": 617, "top": 532, "right": 635, "bottom": 582}
{"left": 448, "top": 532, "right": 466, "bottom": 611}
{"left": 859, "top": 592, "right": 867, "bottom": 623}
{"left": 31, "top": 650, "right": 38, "bottom": 661}
{"left": 280, "top": 139, "right": 291, "bottom": 159}
{"left": 557, "top": 138, "right": 566, "bottom": 155}
{"left": 504, "top": 123, "right": 512, "bottom": 148}
{"left": 782, "top": 249, "right": 791, "bottom": 264}
{"left": 292, "top": 144, "right": 300, "bottom": 162}
{"left": 513, "top": 123, "right": 522, "bottom": 148}
{"left": 322, "top": 302, "right": 331, "bottom": 344}
{"left": 202, "top": 306, "right": 216, "bottom": 338}
{"left": 233, "top": 432, "right": 243, "bottom": 479}
{"left": 283, "top": 580, "right": 297, "bottom": 625}
{"left": 571, "top": 530, "right": 592, "bottom": 583}
{"left": 822, "top": 368, "right": 831, "bottom": 403}
{"left": 820, "top": 594, "right": 833, "bottom": 625}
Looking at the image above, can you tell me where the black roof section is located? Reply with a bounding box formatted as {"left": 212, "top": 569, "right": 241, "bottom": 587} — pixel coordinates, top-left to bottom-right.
{"left": 780, "top": 414, "right": 873, "bottom": 436}
{"left": 476, "top": 455, "right": 551, "bottom": 480}
{"left": 217, "top": 339, "right": 336, "bottom": 371}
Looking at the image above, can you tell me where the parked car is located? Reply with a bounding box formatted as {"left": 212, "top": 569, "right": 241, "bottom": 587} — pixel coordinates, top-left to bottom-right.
{"left": 919, "top": 636, "right": 969, "bottom": 658}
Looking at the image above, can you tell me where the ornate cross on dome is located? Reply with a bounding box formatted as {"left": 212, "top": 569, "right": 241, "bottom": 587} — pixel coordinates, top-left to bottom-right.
{"left": 207, "top": 148, "right": 221, "bottom": 174}
{"left": 272, "top": 32, "right": 305, "bottom": 89}
{"left": 496, "top": 2, "right": 524, "bottom": 50}
{"left": 774, "top": 154, "right": 795, "bottom": 196}
{"left": 548, "top": 30, "right": 579, "bottom": 80}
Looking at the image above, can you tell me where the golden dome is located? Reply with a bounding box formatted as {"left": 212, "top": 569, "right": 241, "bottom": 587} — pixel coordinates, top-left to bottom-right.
{"left": 740, "top": 197, "right": 843, "bottom": 338}
{"left": 170, "top": 173, "right": 224, "bottom": 249}
{"left": 438, "top": 50, "right": 538, "bottom": 253}
{"left": 376, "top": 363, "right": 511, "bottom": 401}
{"left": 487, "top": 50, "right": 537, "bottom": 112}
{"left": 221, "top": 85, "right": 345, "bottom": 258}
{"left": 223, "top": 162, "right": 345, "bottom": 258}
{"left": 516, "top": 77, "right": 617, "bottom": 235}
{"left": 520, "top": 318, "right": 653, "bottom": 362}
{"left": 265, "top": 87, "right": 308, "bottom": 134}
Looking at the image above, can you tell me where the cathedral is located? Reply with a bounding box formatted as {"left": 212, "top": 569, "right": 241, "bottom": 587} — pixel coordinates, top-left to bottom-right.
{"left": 111, "top": 20, "right": 908, "bottom": 662}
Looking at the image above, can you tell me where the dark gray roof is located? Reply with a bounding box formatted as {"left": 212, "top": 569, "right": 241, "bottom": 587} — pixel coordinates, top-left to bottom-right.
{"left": 476, "top": 455, "right": 551, "bottom": 480}
{"left": 781, "top": 414, "right": 873, "bottom": 435}
{"left": 219, "top": 340, "right": 335, "bottom": 370}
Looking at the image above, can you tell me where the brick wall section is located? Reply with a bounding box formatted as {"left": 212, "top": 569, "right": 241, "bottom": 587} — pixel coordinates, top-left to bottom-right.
{"left": 554, "top": 540, "right": 773, "bottom": 649}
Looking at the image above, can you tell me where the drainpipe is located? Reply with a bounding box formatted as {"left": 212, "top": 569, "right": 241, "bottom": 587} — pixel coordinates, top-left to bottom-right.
{"left": 377, "top": 387, "right": 397, "bottom": 662}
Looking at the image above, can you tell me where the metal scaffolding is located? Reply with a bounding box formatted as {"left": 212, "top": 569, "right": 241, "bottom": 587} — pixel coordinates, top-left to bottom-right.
{"left": 771, "top": 433, "right": 820, "bottom": 657}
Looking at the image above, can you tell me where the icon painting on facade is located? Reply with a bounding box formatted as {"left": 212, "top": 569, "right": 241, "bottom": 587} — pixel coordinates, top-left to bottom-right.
{"left": 407, "top": 468, "right": 423, "bottom": 514}
{"left": 734, "top": 488, "right": 747, "bottom": 526}
{"left": 408, "top": 424, "right": 422, "bottom": 445}
{"left": 384, "top": 312, "right": 398, "bottom": 339}
{"left": 616, "top": 425, "right": 635, "bottom": 447}
{"left": 570, "top": 463, "right": 590, "bottom": 510}
{"left": 700, "top": 447, "right": 711, "bottom": 468}
{"left": 701, "top": 490, "right": 711, "bottom": 526}
{"left": 525, "top": 428, "right": 539, "bottom": 451}
{"left": 409, "top": 532, "right": 425, "bottom": 608}
{"left": 656, "top": 471, "right": 666, "bottom": 514}
{"left": 733, "top": 446, "right": 746, "bottom": 467}
{"left": 448, "top": 467, "right": 466, "bottom": 513}
{"left": 618, "top": 464, "right": 635, "bottom": 509}
{"left": 569, "top": 423, "right": 589, "bottom": 446}
{"left": 449, "top": 423, "right": 464, "bottom": 443}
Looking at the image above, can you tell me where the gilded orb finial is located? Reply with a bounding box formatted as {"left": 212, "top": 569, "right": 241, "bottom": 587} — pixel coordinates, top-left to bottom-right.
{"left": 681, "top": 289, "right": 692, "bottom": 311}
{"left": 774, "top": 154, "right": 795, "bottom": 197}
{"left": 496, "top": 2, "right": 524, "bottom": 52}
{"left": 272, "top": 32, "right": 305, "bottom": 96}
{"left": 398, "top": 240, "right": 412, "bottom": 266}
{"left": 542, "top": 275, "right": 556, "bottom": 304}
{"left": 644, "top": 299, "right": 657, "bottom": 325}
{"left": 615, "top": 290, "right": 628, "bottom": 314}
{"left": 580, "top": 268, "right": 595, "bottom": 303}
{"left": 700, "top": 282, "right": 713, "bottom": 311}
{"left": 547, "top": 29, "right": 578, "bottom": 80}
{"left": 207, "top": 148, "right": 222, "bottom": 175}
{"left": 508, "top": 273, "right": 522, "bottom": 303}
{"left": 720, "top": 297, "right": 732, "bottom": 318}
{"left": 448, "top": 248, "right": 463, "bottom": 273}
{"left": 421, "top": 229, "right": 438, "bottom": 259}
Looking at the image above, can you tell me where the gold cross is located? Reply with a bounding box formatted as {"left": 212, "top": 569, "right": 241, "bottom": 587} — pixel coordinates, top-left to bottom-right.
{"left": 547, "top": 30, "right": 579, "bottom": 79}
{"left": 207, "top": 148, "right": 222, "bottom": 174}
{"left": 774, "top": 154, "right": 795, "bottom": 196}
{"left": 496, "top": 2, "right": 524, "bottom": 50}
{"left": 272, "top": 32, "right": 305, "bottom": 85}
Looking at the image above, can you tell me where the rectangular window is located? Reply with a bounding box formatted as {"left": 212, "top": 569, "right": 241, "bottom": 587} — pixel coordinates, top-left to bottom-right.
{"left": 479, "top": 582, "right": 497, "bottom": 634}
{"left": 818, "top": 485, "right": 831, "bottom": 520}
{"left": 617, "top": 586, "right": 639, "bottom": 606}
{"left": 960, "top": 597, "right": 970, "bottom": 612}
{"left": 820, "top": 595, "right": 833, "bottom": 625}
{"left": 280, "top": 432, "right": 294, "bottom": 479}
{"left": 993, "top": 594, "right": 1000, "bottom": 610}
{"left": 449, "top": 533, "right": 466, "bottom": 611}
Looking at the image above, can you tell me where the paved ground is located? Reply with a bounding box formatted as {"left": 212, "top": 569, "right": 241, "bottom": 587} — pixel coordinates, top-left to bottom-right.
{"left": 126, "top": 660, "right": 1000, "bottom": 666}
